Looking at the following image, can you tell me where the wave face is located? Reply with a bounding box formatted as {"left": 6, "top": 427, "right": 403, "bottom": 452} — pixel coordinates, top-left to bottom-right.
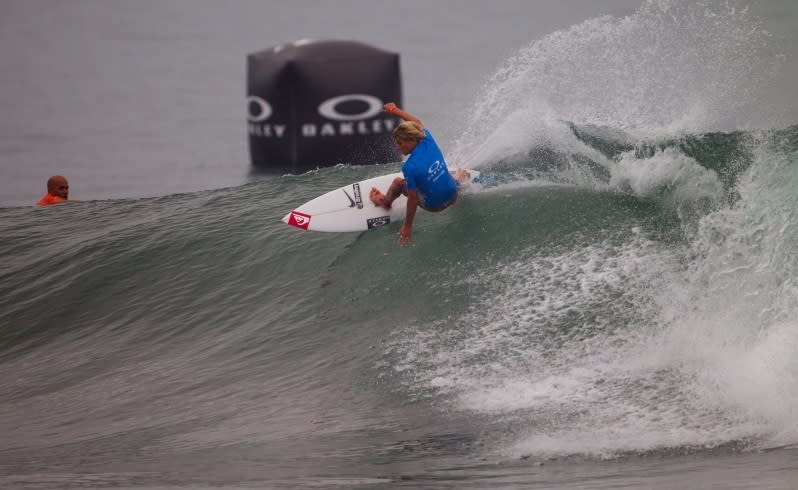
{"left": 1, "top": 0, "right": 797, "bottom": 486}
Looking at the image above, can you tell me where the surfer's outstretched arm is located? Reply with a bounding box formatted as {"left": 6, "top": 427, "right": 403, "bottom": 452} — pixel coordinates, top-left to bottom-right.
{"left": 384, "top": 103, "right": 424, "bottom": 130}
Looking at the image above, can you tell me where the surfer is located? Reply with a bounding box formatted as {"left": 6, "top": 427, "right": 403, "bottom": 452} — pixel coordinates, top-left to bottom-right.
{"left": 370, "top": 102, "right": 468, "bottom": 245}
{"left": 37, "top": 175, "right": 79, "bottom": 206}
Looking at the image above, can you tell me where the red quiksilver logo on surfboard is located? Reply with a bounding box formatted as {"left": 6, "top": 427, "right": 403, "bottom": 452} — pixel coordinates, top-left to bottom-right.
{"left": 287, "top": 211, "right": 311, "bottom": 230}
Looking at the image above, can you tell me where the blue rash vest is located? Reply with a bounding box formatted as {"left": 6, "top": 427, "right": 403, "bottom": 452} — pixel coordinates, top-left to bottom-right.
{"left": 401, "top": 129, "right": 457, "bottom": 209}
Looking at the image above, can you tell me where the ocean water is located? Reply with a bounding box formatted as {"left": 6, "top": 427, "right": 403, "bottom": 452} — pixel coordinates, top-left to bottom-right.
{"left": 2, "top": 1, "right": 798, "bottom": 488}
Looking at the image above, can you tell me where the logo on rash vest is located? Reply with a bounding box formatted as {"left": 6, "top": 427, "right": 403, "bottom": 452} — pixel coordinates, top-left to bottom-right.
{"left": 428, "top": 160, "right": 445, "bottom": 182}
{"left": 288, "top": 211, "right": 311, "bottom": 229}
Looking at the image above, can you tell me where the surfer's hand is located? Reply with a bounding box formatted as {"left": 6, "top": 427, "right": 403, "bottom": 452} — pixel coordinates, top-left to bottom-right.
{"left": 398, "top": 224, "right": 412, "bottom": 245}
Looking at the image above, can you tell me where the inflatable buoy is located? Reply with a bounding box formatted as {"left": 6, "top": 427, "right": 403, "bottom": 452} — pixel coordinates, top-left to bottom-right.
{"left": 247, "top": 39, "right": 403, "bottom": 172}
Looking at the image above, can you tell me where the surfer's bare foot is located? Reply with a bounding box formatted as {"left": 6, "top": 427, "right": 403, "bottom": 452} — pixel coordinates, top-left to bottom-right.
{"left": 452, "top": 169, "right": 470, "bottom": 183}
{"left": 370, "top": 188, "right": 391, "bottom": 210}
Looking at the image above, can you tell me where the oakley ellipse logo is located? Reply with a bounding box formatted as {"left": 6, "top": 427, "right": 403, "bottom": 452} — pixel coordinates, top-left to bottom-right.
{"left": 247, "top": 93, "right": 397, "bottom": 139}
{"left": 247, "top": 96, "right": 273, "bottom": 122}
{"left": 318, "top": 94, "right": 382, "bottom": 121}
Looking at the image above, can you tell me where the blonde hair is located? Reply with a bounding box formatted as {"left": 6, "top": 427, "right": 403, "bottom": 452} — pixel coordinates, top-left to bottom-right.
{"left": 393, "top": 121, "right": 425, "bottom": 142}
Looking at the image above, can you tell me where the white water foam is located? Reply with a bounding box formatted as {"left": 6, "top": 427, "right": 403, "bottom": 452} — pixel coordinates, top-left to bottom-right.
{"left": 648, "top": 141, "right": 798, "bottom": 447}
{"left": 484, "top": 142, "right": 794, "bottom": 458}
{"left": 609, "top": 146, "right": 727, "bottom": 224}
{"left": 388, "top": 228, "right": 691, "bottom": 457}
{"left": 610, "top": 148, "right": 723, "bottom": 202}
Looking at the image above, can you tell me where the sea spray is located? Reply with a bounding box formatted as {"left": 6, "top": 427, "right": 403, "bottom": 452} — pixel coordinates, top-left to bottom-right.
{"left": 451, "top": 0, "right": 784, "bottom": 168}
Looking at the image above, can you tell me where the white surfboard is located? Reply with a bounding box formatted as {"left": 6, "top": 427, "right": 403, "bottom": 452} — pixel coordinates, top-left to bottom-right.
{"left": 282, "top": 169, "right": 480, "bottom": 232}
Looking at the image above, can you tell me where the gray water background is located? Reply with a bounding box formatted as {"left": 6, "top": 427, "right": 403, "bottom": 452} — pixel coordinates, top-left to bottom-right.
{"left": 2, "top": 0, "right": 796, "bottom": 206}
